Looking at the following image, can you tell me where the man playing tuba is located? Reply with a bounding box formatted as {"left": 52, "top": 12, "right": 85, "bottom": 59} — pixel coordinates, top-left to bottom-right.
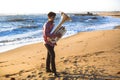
{"left": 43, "top": 12, "right": 61, "bottom": 77}
{"left": 42, "top": 11, "right": 70, "bottom": 77}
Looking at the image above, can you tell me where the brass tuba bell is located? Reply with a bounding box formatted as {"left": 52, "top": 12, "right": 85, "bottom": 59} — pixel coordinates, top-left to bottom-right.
{"left": 49, "top": 12, "right": 71, "bottom": 43}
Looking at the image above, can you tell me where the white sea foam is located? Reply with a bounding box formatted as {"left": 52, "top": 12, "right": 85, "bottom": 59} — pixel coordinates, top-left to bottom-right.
{"left": 0, "top": 40, "right": 42, "bottom": 53}
{"left": 0, "top": 30, "right": 42, "bottom": 41}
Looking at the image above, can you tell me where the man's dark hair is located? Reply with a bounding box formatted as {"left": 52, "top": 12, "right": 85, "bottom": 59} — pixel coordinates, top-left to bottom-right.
{"left": 48, "top": 12, "right": 56, "bottom": 17}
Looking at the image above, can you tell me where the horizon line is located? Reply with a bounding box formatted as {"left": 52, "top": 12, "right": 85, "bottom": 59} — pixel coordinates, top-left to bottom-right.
{"left": 0, "top": 11, "right": 120, "bottom": 15}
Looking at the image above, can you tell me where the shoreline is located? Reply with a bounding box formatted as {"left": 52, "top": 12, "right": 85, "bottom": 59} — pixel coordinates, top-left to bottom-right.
{"left": 0, "top": 41, "right": 42, "bottom": 54}
{"left": 0, "top": 12, "right": 120, "bottom": 80}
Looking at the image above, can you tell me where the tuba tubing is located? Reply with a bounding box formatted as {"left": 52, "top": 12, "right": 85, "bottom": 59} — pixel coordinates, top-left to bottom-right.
{"left": 51, "top": 12, "right": 71, "bottom": 34}
{"left": 49, "top": 12, "right": 71, "bottom": 43}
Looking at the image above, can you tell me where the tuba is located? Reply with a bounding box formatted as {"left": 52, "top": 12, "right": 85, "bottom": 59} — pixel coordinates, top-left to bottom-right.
{"left": 48, "top": 12, "right": 71, "bottom": 43}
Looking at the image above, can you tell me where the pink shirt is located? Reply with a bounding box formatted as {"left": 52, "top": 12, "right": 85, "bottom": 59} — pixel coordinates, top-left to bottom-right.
{"left": 43, "top": 21, "right": 56, "bottom": 46}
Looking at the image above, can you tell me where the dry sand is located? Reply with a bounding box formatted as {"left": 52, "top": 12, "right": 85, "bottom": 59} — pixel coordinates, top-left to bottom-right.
{"left": 97, "top": 11, "right": 120, "bottom": 18}
{"left": 0, "top": 12, "right": 120, "bottom": 80}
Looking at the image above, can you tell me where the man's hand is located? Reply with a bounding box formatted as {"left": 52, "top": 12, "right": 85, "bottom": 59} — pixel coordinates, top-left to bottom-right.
{"left": 56, "top": 33, "right": 62, "bottom": 38}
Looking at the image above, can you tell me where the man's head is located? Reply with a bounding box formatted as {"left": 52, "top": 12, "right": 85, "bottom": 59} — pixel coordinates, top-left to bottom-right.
{"left": 48, "top": 12, "right": 56, "bottom": 17}
{"left": 48, "top": 12, "right": 56, "bottom": 21}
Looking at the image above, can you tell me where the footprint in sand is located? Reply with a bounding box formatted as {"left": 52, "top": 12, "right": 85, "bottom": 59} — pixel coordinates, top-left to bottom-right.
{"left": 94, "top": 51, "right": 105, "bottom": 56}
{"left": 117, "top": 71, "right": 120, "bottom": 74}
{"left": 10, "top": 78, "right": 15, "bottom": 80}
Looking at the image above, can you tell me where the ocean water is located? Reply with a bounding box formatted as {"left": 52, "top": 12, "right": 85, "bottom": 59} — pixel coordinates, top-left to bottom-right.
{"left": 0, "top": 14, "right": 120, "bottom": 53}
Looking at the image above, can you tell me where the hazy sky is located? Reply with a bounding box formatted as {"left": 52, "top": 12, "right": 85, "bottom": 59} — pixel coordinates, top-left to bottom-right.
{"left": 0, "top": 0, "right": 120, "bottom": 14}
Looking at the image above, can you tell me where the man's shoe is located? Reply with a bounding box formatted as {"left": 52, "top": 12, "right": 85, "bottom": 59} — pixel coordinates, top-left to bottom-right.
{"left": 53, "top": 73, "right": 59, "bottom": 77}
{"left": 46, "top": 69, "right": 52, "bottom": 73}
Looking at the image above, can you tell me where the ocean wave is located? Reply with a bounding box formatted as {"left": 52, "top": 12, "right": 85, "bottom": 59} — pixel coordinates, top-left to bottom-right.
{"left": 0, "top": 30, "right": 42, "bottom": 43}
{"left": 0, "top": 25, "right": 40, "bottom": 36}
{"left": 7, "top": 18, "right": 27, "bottom": 22}
{"left": 18, "top": 25, "right": 38, "bottom": 28}
{"left": 0, "top": 38, "right": 42, "bottom": 53}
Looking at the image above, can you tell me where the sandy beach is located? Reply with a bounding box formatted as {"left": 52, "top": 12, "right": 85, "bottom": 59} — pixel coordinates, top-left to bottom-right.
{"left": 0, "top": 12, "right": 120, "bottom": 80}
{"left": 97, "top": 11, "right": 120, "bottom": 18}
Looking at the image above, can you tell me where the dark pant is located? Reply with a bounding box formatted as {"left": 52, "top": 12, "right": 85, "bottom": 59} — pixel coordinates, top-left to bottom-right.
{"left": 44, "top": 44, "right": 56, "bottom": 73}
